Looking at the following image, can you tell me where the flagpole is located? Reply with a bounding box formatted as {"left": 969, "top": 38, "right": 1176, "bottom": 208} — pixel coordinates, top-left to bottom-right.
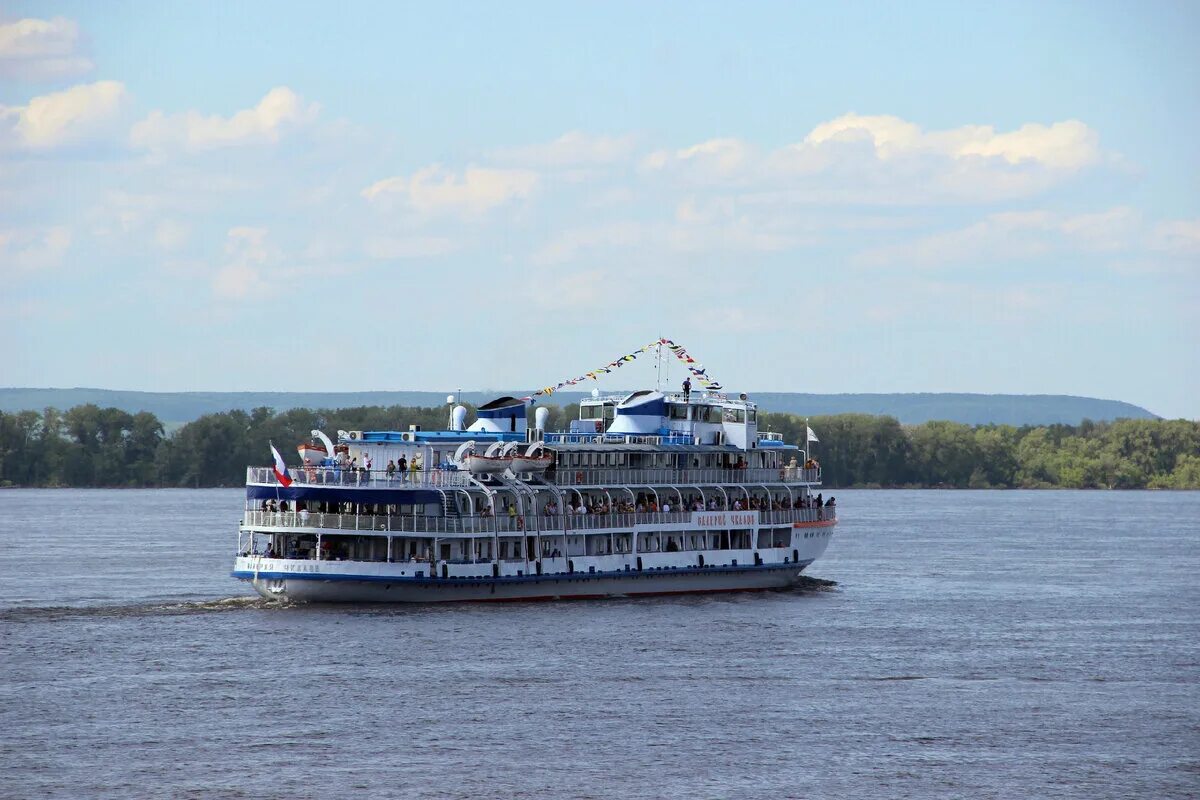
{"left": 270, "top": 440, "right": 282, "bottom": 505}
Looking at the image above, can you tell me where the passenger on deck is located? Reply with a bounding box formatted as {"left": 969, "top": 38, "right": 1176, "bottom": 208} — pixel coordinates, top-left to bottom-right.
{"left": 397, "top": 455, "right": 408, "bottom": 483}
{"left": 265, "top": 545, "right": 276, "bottom": 559}
{"left": 826, "top": 497, "right": 836, "bottom": 507}
{"left": 386, "top": 460, "right": 396, "bottom": 478}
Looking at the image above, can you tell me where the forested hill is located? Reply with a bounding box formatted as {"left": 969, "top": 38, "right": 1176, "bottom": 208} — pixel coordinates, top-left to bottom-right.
{"left": 0, "top": 388, "right": 1159, "bottom": 427}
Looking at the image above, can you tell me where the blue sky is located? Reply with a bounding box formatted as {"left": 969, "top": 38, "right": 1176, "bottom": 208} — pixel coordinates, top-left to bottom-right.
{"left": 3, "top": 1, "right": 1197, "bottom": 418}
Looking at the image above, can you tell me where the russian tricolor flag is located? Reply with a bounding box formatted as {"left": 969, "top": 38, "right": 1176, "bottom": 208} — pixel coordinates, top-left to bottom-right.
{"left": 270, "top": 443, "right": 293, "bottom": 487}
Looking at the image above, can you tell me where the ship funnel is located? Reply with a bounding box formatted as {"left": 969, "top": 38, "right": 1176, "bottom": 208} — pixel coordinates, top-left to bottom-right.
{"left": 534, "top": 406, "right": 549, "bottom": 431}
{"left": 467, "top": 396, "right": 528, "bottom": 435}
{"left": 450, "top": 405, "right": 467, "bottom": 431}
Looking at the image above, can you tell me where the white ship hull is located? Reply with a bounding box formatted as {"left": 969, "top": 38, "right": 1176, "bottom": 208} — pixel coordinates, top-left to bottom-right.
{"left": 233, "top": 527, "right": 834, "bottom": 603}
{"left": 238, "top": 560, "right": 817, "bottom": 603}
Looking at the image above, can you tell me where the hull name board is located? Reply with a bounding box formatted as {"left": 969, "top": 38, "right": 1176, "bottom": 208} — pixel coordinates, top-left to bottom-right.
{"left": 691, "top": 510, "right": 758, "bottom": 528}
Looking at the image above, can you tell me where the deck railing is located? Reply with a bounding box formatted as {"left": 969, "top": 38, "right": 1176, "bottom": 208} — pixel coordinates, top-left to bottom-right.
{"left": 246, "top": 466, "right": 474, "bottom": 489}
{"left": 547, "top": 466, "right": 821, "bottom": 486}
{"left": 243, "top": 506, "right": 835, "bottom": 535}
{"left": 247, "top": 464, "right": 822, "bottom": 490}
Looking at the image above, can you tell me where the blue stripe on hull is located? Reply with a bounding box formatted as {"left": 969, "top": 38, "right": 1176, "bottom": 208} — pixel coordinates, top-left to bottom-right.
{"left": 232, "top": 560, "right": 813, "bottom": 586}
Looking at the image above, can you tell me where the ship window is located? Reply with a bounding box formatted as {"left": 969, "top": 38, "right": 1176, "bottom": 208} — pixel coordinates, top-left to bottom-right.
{"left": 667, "top": 403, "right": 689, "bottom": 420}
{"left": 723, "top": 408, "right": 745, "bottom": 423}
{"left": 747, "top": 409, "right": 756, "bottom": 423}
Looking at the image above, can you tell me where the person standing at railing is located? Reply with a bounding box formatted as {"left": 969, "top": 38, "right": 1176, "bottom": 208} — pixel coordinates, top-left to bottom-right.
{"left": 398, "top": 455, "right": 407, "bottom": 483}
{"left": 386, "top": 459, "right": 396, "bottom": 480}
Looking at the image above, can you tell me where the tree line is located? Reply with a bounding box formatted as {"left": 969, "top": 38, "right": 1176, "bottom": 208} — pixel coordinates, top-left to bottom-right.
{"left": 0, "top": 403, "right": 1197, "bottom": 489}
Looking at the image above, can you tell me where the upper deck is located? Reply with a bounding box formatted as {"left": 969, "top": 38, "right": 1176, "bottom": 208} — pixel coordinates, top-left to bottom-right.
{"left": 253, "top": 388, "right": 822, "bottom": 494}
{"left": 248, "top": 461, "right": 821, "bottom": 491}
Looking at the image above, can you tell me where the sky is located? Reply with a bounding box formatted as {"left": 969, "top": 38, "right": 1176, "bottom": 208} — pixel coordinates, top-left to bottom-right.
{"left": 2, "top": 1, "right": 1197, "bottom": 418}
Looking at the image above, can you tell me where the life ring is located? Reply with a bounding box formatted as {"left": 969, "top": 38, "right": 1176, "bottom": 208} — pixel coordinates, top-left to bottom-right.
{"left": 517, "top": 516, "right": 524, "bottom": 530}
{"left": 575, "top": 471, "right": 584, "bottom": 483}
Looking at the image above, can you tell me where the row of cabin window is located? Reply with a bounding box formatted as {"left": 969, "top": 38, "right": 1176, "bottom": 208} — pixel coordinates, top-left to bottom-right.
{"left": 581, "top": 404, "right": 758, "bottom": 423}
{"left": 553, "top": 451, "right": 782, "bottom": 468}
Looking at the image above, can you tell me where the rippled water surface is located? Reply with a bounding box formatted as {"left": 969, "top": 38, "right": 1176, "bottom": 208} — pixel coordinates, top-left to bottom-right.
{"left": 1, "top": 489, "right": 1197, "bottom": 799}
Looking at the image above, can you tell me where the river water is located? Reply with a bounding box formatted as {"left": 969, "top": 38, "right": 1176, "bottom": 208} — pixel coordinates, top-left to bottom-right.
{"left": 1, "top": 489, "right": 1196, "bottom": 799}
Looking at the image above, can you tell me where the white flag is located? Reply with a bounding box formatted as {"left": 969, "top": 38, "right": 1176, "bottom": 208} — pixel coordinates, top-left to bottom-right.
{"left": 270, "top": 443, "right": 293, "bottom": 487}
{"left": 806, "top": 426, "right": 819, "bottom": 443}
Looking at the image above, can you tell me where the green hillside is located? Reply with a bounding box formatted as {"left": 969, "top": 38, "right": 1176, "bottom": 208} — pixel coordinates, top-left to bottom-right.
{"left": 0, "top": 387, "right": 1159, "bottom": 427}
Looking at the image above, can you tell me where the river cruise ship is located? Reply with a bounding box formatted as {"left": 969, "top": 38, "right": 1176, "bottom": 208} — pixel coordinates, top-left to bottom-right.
{"left": 233, "top": 388, "right": 837, "bottom": 602}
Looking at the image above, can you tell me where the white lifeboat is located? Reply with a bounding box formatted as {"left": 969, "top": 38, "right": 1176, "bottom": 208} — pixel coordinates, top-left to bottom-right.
{"left": 467, "top": 441, "right": 513, "bottom": 475}
{"left": 297, "top": 442, "right": 328, "bottom": 464}
{"left": 511, "top": 442, "right": 553, "bottom": 474}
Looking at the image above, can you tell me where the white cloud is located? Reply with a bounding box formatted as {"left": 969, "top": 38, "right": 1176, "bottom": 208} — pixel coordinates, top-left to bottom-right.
{"left": 675, "top": 138, "right": 751, "bottom": 173}
{"left": 803, "top": 114, "right": 1100, "bottom": 169}
{"left": 538, "top": 269, "right": 607, "bottom": 307}
{"left": 645, "top": 113, "right": 1108, "bottom": 204}
{"left": 490, "top": 131, "right": 636, "bottom": 168}
{"left": 533, "top": 221, "right": 646, "bottom": 264}
{"left": 362, "top": 165, "right": 538, "bottom": 215}
{"left": 130, "top": 87, "right": 319, "bottom": 153}
{"left": 154, "top": 220, "right": 191, "bottom": 251}
{"left": 0, "top": 80, "right": 128, "bottom": 150}
{"left": 0, "top": 226, "right": 71, "bottom": 275}
{"left": 854, "top": 207, "right": 1143, "bottom": 268}
{"left": 212, "top": 226, "right": 275, "bottom": 299}
{"left": 532, "top": 212, "right": 799, "bottom": 265}
{"left": 0, "top": 17, "right": 92, "bottom": 82}
{"left": 1151, "top": 218, "right": 1200, "bottom": 256}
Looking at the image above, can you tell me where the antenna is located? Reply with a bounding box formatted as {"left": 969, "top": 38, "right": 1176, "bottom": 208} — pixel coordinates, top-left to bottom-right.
{"left": 655, "top": 338, "right": 662, "bottom": 391}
